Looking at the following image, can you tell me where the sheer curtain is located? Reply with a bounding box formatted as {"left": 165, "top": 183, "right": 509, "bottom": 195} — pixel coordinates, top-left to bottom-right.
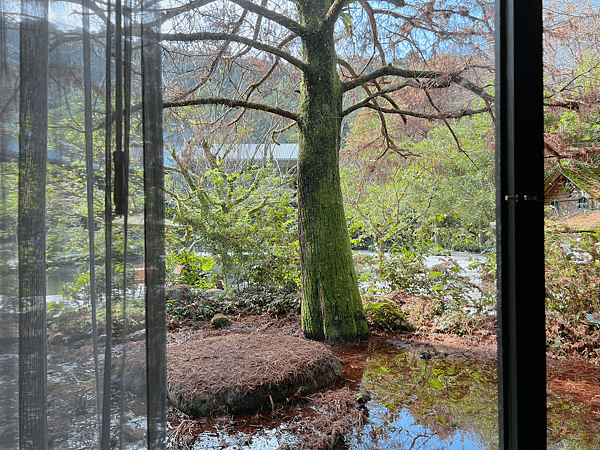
{"left": 0, "top": 0, "right": 166, "bottom": 448}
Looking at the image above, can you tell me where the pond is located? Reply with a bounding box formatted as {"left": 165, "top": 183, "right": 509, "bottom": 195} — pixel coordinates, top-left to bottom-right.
{"left": 2, "top": 327, "right": 600, "bottom": 449}
{"left": 167, "top": 338, "right": 600, "bottom": 450}
{"left": 167, "top": 340, "right": 500, "bottom": 450}
{"left": 349, "top": 343, "right": 498, "bottom": 450}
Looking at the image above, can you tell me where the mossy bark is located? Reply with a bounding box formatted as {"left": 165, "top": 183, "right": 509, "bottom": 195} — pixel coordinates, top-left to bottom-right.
{"left": 296, "top": 2, "right": 368, "bottom": 343}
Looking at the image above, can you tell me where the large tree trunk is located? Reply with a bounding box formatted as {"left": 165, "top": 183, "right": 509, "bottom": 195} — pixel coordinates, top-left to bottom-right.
{"left": 296, "top": 5, "right": 368, "bottom": 343}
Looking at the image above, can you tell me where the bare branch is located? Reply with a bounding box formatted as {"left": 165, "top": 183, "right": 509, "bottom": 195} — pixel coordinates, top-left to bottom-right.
{"left": 359, "top": 0, "right": 386, "bottom": 66}
{"left": 228, "top": 0, "right": 305, "bottom": 35}
{"left": 344, "top": 101, "right": 491, "bottom": 120}
{"left": 163, "top": 97, "right": 299, "bottom": 122}
{"left": 162, "top": 31, "right": 307, "bottom": 71}
{"left": 342, "top": 65, "right": 494, "bottom": 103}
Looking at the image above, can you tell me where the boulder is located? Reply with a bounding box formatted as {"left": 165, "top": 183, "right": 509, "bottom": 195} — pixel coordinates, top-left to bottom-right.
{"left": 167, "top": 333, "right": 343, "bottom": 417}
{"left": 210, "top": 314, "right": 229, "bottom": 328}
{"left": 166, "top": 285, "right": 195, "bottom": 305}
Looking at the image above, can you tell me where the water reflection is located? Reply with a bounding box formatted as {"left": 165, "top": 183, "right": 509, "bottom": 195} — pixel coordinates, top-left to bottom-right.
{"left": 351, "top": 344, "right": 499, "bottom": 450}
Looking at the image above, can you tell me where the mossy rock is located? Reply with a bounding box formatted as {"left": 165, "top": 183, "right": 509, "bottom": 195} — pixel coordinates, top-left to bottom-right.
{"left": 167, "top": 333, "right": 343, "bottom": 417}
{"left": 211, "top": 314, "right": 229, "bottom": 328}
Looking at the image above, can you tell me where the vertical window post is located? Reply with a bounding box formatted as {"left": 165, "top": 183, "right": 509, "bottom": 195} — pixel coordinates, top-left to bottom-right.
{"left": 495, "top": 0, "right": 546, "bottom": 448}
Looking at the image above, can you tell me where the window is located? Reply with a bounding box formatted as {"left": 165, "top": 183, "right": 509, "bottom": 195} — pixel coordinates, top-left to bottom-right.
{"left": 577, "top": 197, "right": 589, "bottom": 210}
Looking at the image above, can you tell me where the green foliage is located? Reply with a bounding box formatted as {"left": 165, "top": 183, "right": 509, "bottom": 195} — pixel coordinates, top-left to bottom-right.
{"left": 433, "top": 214, "right": 495, "bottom": 253}
{"left": 370, "top": 246, "right": 431, "bottom": 295}
{"left": 59, "top": 262, "right": 138, "bottom": 301}
{"left": 364, "top": 299, "right": 413, "bottom": 332}
{"left": 545, "top": 230, "right": 600, "bottom": 316}
{"left": 210, "top": 314, "right": 229, "bottom": 328}
{"left": 362, "top": 347, "right": 499, "bottom": 446}
{"left": 342, "top": 112, "right": 495, "bottom": 253}
{"left": 244, "top": 248, "right": 301, "bottom": 292}
{"left": 342, "top": 162, "right": 425, "bottom": 255}
{"left": 166, "top": 145, "right": 300, "bottom": 291}
{"left": 167, "top": 250, "right": 216, "bottom": 289}
{"left": 165, "top": 285, "right": 301, "bottom": 320}
{"left": 47, "top": 295, "right": 145, "bottom": 341}
{"left": 544, "top": 55, "right": 600, "bottom": 149}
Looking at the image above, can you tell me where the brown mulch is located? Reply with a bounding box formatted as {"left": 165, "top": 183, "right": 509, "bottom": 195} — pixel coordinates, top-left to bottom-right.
{"left": 167, "top": 332, "right": 338, "bottom": 403}
{"left": 165, "top": 300, "right": 600, "bottom": 449}
{"left": 547, "top": 359, "right": 600, "bottom": 409}
{"left": 546, "top": 209, "right": 600, "bottom": 232}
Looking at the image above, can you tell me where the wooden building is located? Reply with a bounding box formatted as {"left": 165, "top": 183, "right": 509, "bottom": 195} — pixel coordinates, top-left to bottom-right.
{"left": 544, "top": 166, "right": 600, "bottom": 216}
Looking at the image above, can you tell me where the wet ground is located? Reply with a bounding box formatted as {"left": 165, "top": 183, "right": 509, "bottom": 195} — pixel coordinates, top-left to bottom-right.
{"left": 1, "top": 307, "right": 599, "bottom": 449}
{"left": 164, "top": 319, "right": 600, "bottom": 450}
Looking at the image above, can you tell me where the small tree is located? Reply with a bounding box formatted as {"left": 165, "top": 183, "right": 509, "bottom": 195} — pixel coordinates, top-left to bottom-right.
{"left": 166, "top": 142, "right": 298, "bottom": 290}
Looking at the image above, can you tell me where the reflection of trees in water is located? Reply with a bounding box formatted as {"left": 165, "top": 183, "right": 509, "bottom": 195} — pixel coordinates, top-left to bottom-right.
{"left": 359, "top": 347, "right": 498, "bottom": 449}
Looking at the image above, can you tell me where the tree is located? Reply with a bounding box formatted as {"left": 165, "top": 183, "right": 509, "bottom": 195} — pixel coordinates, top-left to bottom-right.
{"left": 160, "top": 0, "right": 494, "bottom": 343}
{"left": 165, "top": 142, "right": 298, "bottom": 290}
{"left": 542, "top": 0, "right": 600, "bottom": 163}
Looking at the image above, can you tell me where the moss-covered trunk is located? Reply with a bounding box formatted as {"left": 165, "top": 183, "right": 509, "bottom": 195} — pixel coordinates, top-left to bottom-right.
{"left": 296, "top": 3, "right": 368, "bottom": 343}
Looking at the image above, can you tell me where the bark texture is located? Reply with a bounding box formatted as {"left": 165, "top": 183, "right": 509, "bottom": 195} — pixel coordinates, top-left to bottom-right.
{"left": 297, "top": 1, "right": 368, "bottom": 343}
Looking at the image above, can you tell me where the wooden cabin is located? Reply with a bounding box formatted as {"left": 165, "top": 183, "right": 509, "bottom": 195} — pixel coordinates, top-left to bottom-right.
{"left": 544, "top": 166, "right": 600, "bottom": 216}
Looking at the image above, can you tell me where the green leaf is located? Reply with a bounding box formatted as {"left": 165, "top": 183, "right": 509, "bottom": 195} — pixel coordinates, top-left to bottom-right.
{"left": 428, "top": 379, "right": 444, "bottom": 389}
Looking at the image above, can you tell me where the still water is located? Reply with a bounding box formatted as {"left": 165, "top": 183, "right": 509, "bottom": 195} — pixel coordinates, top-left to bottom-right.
{"left": 349, "top": 344, "right": 498, "bottom": 450}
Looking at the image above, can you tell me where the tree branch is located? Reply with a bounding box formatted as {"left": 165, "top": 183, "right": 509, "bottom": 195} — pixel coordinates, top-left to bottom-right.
{"left": 343, "top": 100, "right": 490, "bottom": 119}
{"left": 163, "top": 97, "right": 299, "bottom": 122}
{"left": 342, "top": 65, "right": 494, "bottom": 103}
{"left": 162, "top": 31, "right": 307, "bottom": 71}
{"left": 228, "top": 0, "right": 305, "bottom": 36}
{"left": 324, "top": 0, "right": 349, "bottom": 27}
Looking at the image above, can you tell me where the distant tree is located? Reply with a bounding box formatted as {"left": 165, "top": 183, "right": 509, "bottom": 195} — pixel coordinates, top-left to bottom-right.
{"left": 543, "top": 0, "right": 600, "bottom": 163}
{"left": 165, "top": 141, "right": 298, "bottom": 290}
{"left": 342, "top": 111, "right": 495, "bottom": 253}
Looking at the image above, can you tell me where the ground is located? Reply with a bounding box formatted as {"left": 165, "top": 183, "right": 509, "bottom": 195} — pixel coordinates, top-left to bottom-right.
{"left": 165, "top": 293, "right": 600, "bottom": 450}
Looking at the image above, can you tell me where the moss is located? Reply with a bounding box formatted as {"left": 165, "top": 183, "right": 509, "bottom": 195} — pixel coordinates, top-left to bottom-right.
{"left": 364, "top": 300, "right": 413, "bottom": 332}
{"left": 210, "top": 314, "right": 229, "bottom": 328}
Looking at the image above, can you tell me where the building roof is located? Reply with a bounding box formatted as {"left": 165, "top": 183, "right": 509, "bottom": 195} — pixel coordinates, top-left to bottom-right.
{"left": 544, "top": 165, "right": 600, "bottom": 201}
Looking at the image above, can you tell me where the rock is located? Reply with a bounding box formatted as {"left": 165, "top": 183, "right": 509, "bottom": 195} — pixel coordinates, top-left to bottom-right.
{"left": 419, "top": 351, "right": 432, "bottom": 360}
{"left": 167, "top": 333, "right": 343, "bottom": 417}
{"left": 166, "top": 285, "right": 194, "bottom": 305}
{"left": 211, "top": 314, "right": 229, "bottom": 328}
{"left": 356, "top": 392, "right": 371, "bottom": 405}
{"left": 112, "top": 344, "right": 147, "bottom": 396}
{"left": 129, "top": 329, "right": 146, "bottom": 341}
{"left": 48, "top": 332, "right": 66, "bottom": 345}
{"left": 204, "top": 288, "right": 226, "bottom": 299}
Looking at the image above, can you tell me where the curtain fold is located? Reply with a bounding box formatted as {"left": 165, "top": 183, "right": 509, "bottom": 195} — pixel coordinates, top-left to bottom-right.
{"left": 0, "top": 0, "right": 166, "bottom": 447}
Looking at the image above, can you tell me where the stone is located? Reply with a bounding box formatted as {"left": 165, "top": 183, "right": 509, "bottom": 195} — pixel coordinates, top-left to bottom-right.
{"left": 204, "top": 288, "right": 226, "bottom": 300}
{"left": 167, "top": 333, "right": 343, "bottom": 417}
{"left": 48, "top": 332, "right": 66, "bottom": 345}
{"left": 166, "top": 284, "right": 194, "bottom": 305}
{"left": 211, "top": 314, "right": 229, "bottom": 328}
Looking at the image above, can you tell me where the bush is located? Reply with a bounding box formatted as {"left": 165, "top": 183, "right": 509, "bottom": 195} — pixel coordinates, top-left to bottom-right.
{"left": 167, "top": 250, "right": 216, "bottom": 289}
{"left": 545, "top": 231, "right": 600, "bottom": 316}
{"left": 166, "top": 285, "right": 301, "bottom": 320}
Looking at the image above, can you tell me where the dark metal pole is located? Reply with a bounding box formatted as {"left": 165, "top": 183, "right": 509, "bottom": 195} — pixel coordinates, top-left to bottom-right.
{"left": 495, "top": 0, "right": 546, "bottom": 448}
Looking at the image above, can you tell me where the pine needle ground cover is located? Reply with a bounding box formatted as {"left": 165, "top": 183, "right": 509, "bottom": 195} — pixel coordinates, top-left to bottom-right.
{"left": 167, "top": 333, "right": 343, "bottom": 417}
